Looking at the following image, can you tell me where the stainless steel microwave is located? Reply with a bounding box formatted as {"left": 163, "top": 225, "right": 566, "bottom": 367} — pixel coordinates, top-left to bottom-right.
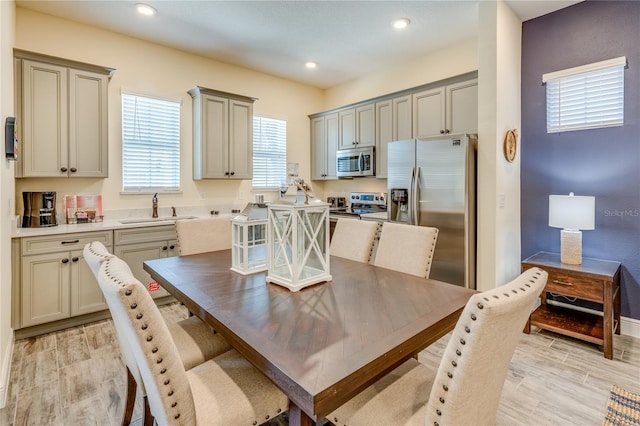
{"left": 336, "top": 146, "right": 375, "bottom": 177}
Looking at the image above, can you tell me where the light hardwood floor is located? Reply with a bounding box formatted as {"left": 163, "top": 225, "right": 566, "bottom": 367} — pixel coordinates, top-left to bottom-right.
{"left": 1, "top": 303, "right": 638, "bottom": 425}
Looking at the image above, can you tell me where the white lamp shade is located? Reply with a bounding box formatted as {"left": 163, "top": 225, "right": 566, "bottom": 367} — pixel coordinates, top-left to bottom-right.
{"left": 549, "top": 194, "right": 595, "bottom": 230}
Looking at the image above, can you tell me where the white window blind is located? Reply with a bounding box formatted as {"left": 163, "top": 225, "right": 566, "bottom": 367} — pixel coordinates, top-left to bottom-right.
{"left": 252, "top": 116, "right": 287, "bottom": 189}
{"left": 543, "top": 57, "right": 626, "bottom": 133}
{"left": 122, "top": 93, "right": 181, "bottom": 192}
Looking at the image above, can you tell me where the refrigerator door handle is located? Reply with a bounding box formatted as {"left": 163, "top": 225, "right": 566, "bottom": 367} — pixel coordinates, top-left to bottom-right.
{"left": 414, "top": 167, "right": 421, "bottom": 225}
{"left": 409, "top": 167, "right": 415, "bottom": 225}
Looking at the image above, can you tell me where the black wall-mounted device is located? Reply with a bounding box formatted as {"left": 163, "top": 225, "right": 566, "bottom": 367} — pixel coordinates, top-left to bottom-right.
{"left": 5, "top": 117, "right": 17, "bottom": 160}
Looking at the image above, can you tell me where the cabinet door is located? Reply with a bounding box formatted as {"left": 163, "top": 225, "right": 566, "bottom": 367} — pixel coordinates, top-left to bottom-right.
{"left": 446, "top": 79, "right": 478, "bottom": 135}
{"left": 21, "top": 60, "right": 68, "bottom": 177}
{"left": 393, "top": 95, "right": 412, "bottom": 141}
{"left": 325, "top": 113, "right": 338, "bottom": 179}
{"left": 413, "top": 87, "right": 445, "bottom": 139}
{"left": 71, "top": 249, "right": 108, "bottom": 316}
{"left": 311, "top": 116, "right": 326, "bottom": 180}
{"left": 199, "top": 94, "right": 229, "bottom": 179}
{"left": 375, "top": 100, "right": 392, "bottom": 179}
{"left": 229, "top": 99, "right": 253, "bottom": 179}
{"left": 69, "top": 69, "right": 109, "bottom": 177}
{"left": 21, "top": 252, "right": 71, "bottom": 327}
{"left": 355, "top": 104, "right": 375, "bottom": 147}
{"left": 114, "top": 241, "right": 172, "bottom": 299}
{"left": 338, "top": 108, "right": 356, "bottom": 149}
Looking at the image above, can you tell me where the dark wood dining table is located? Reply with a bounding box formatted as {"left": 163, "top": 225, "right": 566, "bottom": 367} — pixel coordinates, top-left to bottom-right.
{"left": 143, "top": 250, "right": 475, "bottom": 426}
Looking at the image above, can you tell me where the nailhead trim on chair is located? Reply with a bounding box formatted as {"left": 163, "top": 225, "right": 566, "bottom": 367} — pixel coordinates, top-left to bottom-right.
{"left": 430, "top": 268, "right": 545, "bottom": 426}
{"left": 424, "top": 229, "right": 439, "bottom": 278}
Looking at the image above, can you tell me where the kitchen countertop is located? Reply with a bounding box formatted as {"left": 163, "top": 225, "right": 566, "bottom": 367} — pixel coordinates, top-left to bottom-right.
{"left": 359, "top": 212, "right": 389, "bottom": 221}
{"left": 11, "top": 213, "right": 232, "bottom": 238}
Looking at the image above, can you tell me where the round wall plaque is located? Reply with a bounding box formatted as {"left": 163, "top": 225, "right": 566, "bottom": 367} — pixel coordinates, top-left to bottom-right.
{"left": 504, "top": 129, "right": 518, "bottom": 163}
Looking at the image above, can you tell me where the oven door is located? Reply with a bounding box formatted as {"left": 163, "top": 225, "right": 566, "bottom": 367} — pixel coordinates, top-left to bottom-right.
{"left": 336, "top": 147, "right": 375, "bottom": 177}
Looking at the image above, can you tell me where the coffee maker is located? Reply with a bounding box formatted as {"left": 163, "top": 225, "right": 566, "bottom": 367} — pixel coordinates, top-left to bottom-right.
{"left": 22, "top": 191, "right": 57, "bottom": 227}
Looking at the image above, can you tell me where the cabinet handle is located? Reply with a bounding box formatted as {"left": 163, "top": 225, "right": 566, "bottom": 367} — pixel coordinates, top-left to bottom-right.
{"left": 71, "top": 257, "right": 79, "bottom": 262}
{"left": 70, "top": 167, "right": 77, "bottom": 173}
{"left": 225, "top": 172, "right": 230, "bottom": 176}
{"left": 61, "top": 258, "right": 69, "bottom": 264}
{"left": 552, "top": 279, "right": 574, "bottom": 287}
{"left": 169, "top": 245, "right": 175, "bottom": 250}
{"left": 61, "top": 240, "right": 80, "bottom": 245}
{"left": 60, "top": 167, "right": 68, "bottom": 172}
{"left": 445, "top": 129, "right": 450, "bottom": 134}
{"left": 162, "top": 246, "right": 168, "bottom": 251}
{"left": 230, "top": 171, "right": 235, "bottom": 176}
{"left": 440, "top": 130, "right": 445, "bottom": 134}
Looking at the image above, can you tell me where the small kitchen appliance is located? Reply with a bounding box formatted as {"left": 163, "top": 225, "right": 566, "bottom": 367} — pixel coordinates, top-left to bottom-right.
{"left": 336, "top": 146, "right": 375, "bottom": 177}
{"left": 22, "top": 191, "right": 57, "bottom": 227}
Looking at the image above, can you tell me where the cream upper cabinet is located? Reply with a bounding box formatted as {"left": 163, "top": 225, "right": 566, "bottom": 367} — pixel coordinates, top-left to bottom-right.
{"left": 375, "top": 95, "right": 412, "bottom": 179}
{"left": 338, "top": 103, "right": 375, "bottom": 149}
{"left": 311, "top": 113, "right": 338, "bottom": 180}
{"left": 15, "top": 51, "right": 113, "bottom": 178}
{"left": 413, "top": 79, "right": 477, "bottom": 138}
{"left": 189, "top": 86, "right": 256, "bottom": 180}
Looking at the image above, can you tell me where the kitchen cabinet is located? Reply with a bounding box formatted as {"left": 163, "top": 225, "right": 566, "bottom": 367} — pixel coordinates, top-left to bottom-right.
{"left": 413, "top": 79, "right": 477, "bottom": 138}
{"left": 14, "top": 230, "right": 112, "bottom": 328}
{"left": 311, "top": 113, "right": 338, "bottom": 180}
{"left": 114, "top": 225, "right": 178, "bottom": 299}
{"left": 14, "top": 50, "right": 113, "bottom": 178}
{"left": 375, "top": 95, "right": 412, "bottom": 179}
{"left": 189, "top": 86, "right": 256, "bottom": 180}
{"left": 338, "top": 103, "right": 375, "bottom": 149}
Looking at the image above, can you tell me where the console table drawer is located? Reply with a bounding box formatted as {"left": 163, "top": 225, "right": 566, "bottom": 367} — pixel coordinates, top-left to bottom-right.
{"left": 545, "top": 270, "right": 603, "bottom": 303}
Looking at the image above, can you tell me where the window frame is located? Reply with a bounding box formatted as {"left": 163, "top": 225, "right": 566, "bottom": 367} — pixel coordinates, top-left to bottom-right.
{"left": 543, "top": 56, "right": 626, "bottom": 134}
{"left": 121, "top": 91, "right": 182, "bottom": 194}
{"left": 251, "top": 115, "right": 287, "bottom": 190}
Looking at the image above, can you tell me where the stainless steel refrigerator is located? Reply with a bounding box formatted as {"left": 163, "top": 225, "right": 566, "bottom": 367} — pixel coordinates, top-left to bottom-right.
{"left": 387, "top": 134, "right": 476, "bottom": 289}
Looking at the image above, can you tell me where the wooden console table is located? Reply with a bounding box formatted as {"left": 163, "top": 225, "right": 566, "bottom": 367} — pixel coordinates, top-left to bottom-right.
{"left": 522, "top": 251, "right": 621, "bottom": 359}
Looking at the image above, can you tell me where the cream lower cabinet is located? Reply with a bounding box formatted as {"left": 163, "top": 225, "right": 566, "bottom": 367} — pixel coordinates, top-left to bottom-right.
{"left": 114, "top": 225, "right": 178, "bottom": 299}
{"left": 15, "top": 230, "right": 112, "bottom": 328}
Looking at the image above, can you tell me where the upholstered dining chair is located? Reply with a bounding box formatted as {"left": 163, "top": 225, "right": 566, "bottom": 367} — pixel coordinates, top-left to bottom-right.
{"left": 328, "top": 266, "right": 547, "bottom": 426}
{"left": 373, "top": 221, "right": 439, "bottom": 278}
{"left": 175, "top": 216, "right": 232, "bottom": 255}
{"left": 97, "top": 255, "right": 289, "bottom": 425}
{"left": 329, "top": 218, "right": 379, "bottom": 263}
{"left": 84, "top": 241, "right": 232, "bottom": 425}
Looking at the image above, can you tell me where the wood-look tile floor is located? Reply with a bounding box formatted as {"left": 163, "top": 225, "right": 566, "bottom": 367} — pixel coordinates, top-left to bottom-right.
{"left": 1, "top": 303, "right": 638, "bottom": 425}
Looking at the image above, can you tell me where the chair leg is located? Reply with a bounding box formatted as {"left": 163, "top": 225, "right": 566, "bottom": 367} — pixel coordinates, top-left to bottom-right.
{"left": 122, "top": 367, "right": 137, "bottom": 426}
{"left": 143, "top": 396, "right": 154, "bottom": 426}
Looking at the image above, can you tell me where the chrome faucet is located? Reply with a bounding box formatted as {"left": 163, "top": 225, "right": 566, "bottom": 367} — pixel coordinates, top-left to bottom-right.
{"left": 152, "top": 193, "right": 158, "bottom": 218}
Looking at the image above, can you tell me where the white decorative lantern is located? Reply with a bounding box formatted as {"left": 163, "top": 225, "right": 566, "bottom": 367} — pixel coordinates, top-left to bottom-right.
{"left": 266, "top": 198, "right": 331, "bottom": 291}
{"left": 231, "top": 203, "right": 268, "bottom": 275}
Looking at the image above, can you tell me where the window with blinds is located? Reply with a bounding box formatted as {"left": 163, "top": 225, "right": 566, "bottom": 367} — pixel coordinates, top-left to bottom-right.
{"left": 121, "top": 92, "right": 181, "bottom": 192}
{"left": 252, "top": 116, "right": 287, "bottom": 189}
{"left": 543, "top": 57, "right": 626, "bottom": 133}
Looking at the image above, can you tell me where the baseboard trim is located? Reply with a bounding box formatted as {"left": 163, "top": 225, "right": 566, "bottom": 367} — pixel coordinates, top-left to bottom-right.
{"left": 0, "top": 332, "right": 15, "bottom": 409}
{"left": 621, "top": 316, "right": 640, "bottom": 339}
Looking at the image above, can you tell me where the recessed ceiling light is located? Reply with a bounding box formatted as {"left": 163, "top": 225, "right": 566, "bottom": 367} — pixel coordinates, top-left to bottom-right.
{"left": 305, "top": 61, "right": 317, "bottom": 69}
{"left": 392, "top": 18, "right": 411, "bottom": 30}
{"left": 136, "top": 3, "right": 156, "bottom": 16}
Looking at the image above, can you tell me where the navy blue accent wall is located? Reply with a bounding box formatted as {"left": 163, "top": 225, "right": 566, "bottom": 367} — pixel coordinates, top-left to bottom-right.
{"left": 521, "top": 0, "right": 640, "bottom": 320}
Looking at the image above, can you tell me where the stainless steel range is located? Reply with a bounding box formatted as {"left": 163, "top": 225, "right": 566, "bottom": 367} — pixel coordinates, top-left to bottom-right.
{"left": 330, "top": 192, "right": 387, "bottom": 219}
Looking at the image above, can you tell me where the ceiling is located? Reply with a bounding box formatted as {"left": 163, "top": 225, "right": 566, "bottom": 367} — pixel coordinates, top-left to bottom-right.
{"left": 16, "top": 0, "right": 582, "bottom": 89}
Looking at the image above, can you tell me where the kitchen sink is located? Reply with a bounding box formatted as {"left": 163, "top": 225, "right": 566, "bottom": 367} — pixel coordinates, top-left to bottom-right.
{"left": 119, "top": 216, "right": 196, "bottom": 224}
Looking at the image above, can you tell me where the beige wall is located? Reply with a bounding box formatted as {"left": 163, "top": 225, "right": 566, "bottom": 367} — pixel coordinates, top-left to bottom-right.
{"left": 0, "top": 0, "right": 16, "bottom": 406}
{"left": 14, "top": 8, "right": 324, "bottom": 212}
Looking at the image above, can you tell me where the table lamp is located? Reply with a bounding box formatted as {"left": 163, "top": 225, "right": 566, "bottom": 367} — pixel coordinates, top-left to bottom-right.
{"left": 549, "top": 192, "right": 595, "bottom": 265}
